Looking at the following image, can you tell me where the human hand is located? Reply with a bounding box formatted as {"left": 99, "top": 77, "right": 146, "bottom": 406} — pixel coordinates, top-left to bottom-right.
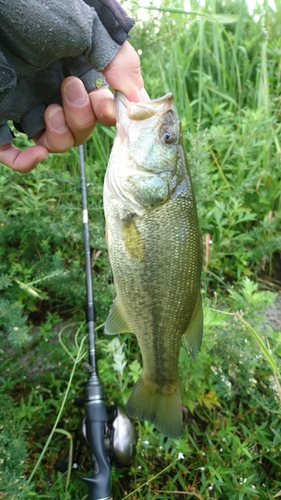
{"left": 0, "top": 42, "right": 148, "bottom": 173}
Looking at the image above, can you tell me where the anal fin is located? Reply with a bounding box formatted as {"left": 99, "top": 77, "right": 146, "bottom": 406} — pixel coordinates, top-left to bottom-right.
{"left": 184, "top": 292, "right": 203, "bottom": 358}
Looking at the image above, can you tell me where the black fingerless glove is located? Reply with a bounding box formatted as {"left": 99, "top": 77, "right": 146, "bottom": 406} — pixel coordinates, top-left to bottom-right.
{"left": 0, "top": 0, "right": 134, "bottom": 145}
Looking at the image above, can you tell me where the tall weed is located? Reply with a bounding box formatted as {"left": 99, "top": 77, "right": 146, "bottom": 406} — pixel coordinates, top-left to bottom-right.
{"left": 131, "top": 0, "right": 281, "bottom": 285}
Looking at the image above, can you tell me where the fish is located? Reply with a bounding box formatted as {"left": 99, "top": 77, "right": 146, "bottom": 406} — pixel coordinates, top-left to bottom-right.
{"left": 103, "top": 92, "right": 203, "bottom": 438}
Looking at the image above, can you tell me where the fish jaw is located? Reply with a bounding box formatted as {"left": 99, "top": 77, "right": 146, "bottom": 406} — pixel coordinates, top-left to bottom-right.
{"left": 112, "top": 92, "right": 174, "bottom": 152}
{"left": 115, "top": 91, "right": 174, "bottom": 123}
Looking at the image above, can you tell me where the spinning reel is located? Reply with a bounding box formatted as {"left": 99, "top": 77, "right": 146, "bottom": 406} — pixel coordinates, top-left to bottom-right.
{"left": 55, "top": 146, "right": 137, "bottom": 500}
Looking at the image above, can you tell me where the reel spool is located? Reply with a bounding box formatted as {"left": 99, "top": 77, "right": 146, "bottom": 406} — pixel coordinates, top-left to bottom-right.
{"left": 55, "top": 403, "right": 137, "bottom": 473}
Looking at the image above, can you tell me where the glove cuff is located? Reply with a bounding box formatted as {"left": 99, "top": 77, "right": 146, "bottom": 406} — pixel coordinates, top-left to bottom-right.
{"left": 84, "top": 0, "right": 135, "bottom": 44}
{"left": 19, "top": 103, "right": 47, "bottom": 138}
{"left": 0, "top": 124, "right": 14, "bottom": 145}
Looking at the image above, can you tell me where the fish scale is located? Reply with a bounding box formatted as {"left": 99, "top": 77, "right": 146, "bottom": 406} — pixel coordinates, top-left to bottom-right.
{"left": 103, "top": 92, "right": 203, "bottom": 438}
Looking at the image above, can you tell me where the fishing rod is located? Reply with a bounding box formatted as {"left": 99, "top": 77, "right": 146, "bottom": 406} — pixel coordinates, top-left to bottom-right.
{"left": 55, "top": 145, "right": 137, "bottom": 499}
{"left": 78, "top": 144, "right": 112, "bottom": 500}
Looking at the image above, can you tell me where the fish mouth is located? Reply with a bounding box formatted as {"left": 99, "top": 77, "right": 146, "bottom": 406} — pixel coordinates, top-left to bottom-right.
{"left": 114, "top": 92, "right": 175, "bottom": 145}
{"left": 115, "top": 91, "right": 174, "bottom": 122}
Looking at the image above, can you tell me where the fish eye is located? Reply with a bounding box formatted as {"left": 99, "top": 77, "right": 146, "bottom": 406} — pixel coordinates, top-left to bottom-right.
{"left": 161, "top": 129, "right": 177, "bottom": 144}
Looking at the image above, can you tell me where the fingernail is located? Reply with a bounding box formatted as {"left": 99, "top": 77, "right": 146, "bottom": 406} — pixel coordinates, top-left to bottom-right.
{"left": 49, "top": 107, "right": 68, "bottom": 132}
{"left": 63, "top": 79, "right": 88, "bottom": 105}
{"left": 35, "top": 155, "right": 48, "bottom": 166}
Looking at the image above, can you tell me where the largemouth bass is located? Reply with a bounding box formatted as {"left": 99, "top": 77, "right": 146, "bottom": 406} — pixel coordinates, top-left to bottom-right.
{"left": 103, "top": 92, "right": 203, "bottom": 438}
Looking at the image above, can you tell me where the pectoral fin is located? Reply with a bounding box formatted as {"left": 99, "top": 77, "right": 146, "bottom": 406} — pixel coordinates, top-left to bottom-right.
{"left": 121, "top": 217, "right": 146, "bottom": 262}
{"left": 184, "top": 292, "right": 203, "bottom": 358}
{"left": 105, "top": 299, "right": 131, "bottom": 335}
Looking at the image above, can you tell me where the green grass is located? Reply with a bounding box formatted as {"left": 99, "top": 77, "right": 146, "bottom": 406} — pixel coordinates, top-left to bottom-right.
{"left": 0, "top": 0, "right": 281, "bottom": 498}
{"left": 0, "top": 282, "right": 280, "bottom": 499}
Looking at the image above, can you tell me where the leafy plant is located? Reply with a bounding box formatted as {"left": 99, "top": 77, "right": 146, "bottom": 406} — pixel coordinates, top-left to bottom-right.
{"left": 0, "top": 395, "right": 29, "bottom": 498}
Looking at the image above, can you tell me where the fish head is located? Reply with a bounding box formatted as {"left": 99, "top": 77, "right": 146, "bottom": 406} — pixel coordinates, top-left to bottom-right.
{"left": 115, "top": 91, "right": 181, "bottom": 174}
{"left": 105, "top": 92, "right": 184, "bottom": 217}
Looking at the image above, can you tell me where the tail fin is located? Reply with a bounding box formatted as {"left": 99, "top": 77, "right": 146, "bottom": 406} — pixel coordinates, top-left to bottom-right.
{"left": 126, "top": 376, "right": 182, "bottom": 438}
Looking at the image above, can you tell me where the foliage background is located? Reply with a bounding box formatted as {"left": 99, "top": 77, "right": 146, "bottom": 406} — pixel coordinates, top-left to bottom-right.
{"left": 0, "top": 0, "right": 280, "bottom": 498}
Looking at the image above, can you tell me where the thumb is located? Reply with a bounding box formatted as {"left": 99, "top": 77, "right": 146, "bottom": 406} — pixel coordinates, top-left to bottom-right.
{"left": 102, "top": 42, "right": 149, "bottom": 103}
